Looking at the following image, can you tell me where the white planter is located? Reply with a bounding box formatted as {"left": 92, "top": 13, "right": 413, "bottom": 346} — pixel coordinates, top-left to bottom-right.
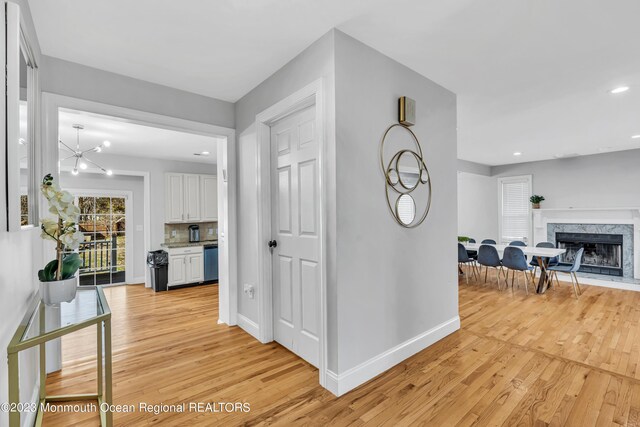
{"left": 40, "top": 276, "right": 78, "bottom": 305}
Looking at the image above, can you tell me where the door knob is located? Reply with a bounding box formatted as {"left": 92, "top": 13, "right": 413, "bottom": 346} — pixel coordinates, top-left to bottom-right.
{"left": 268, "top": 240, "right": 278, "bottom": 248}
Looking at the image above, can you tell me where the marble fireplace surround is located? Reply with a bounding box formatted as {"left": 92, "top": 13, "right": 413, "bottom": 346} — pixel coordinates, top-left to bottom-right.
{"left": 547, "top": 223, "right": 633, "bottom": 278}
{"left": 532, "top": 207, "right": 640, "bottom": 282}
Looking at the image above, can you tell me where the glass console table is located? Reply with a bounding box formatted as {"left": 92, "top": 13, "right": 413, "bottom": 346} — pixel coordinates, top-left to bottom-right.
{"left": 7, "top": 286, "right": 112, "bottom": 426}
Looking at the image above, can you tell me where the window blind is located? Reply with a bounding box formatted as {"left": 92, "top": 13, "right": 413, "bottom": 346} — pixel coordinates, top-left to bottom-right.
{"left": 396, "top": 192, "right": 415, "bottom": 223}
{"left": 500, "top": 178, "right": 530, "bottom": 244}
{"left": 397, "top": 172, "right": 419, "bottom": 223}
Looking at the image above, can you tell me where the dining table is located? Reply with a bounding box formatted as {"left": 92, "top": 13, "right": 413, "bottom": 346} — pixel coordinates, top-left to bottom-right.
{"left": 464, "top": 243, "right": 566, "bottom": 293}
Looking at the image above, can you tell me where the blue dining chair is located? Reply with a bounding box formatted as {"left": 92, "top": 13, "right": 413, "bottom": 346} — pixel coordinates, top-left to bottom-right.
{"left": 466, "top": 238, "right": 478, "bottom": 260}
{"left": 530, "top": 241, "right": 559, "bottom": 277}
{"left": 502, "top": 246, "right": 534, "bottom": 296}
{"left": 481, "top": 239, "right": 496, "bottom": 244}
{"left": 548, "top": 247, "right": 584, "bottom": 298}
{"left": 477, "top": 244, "right": 504, "bottom": 289}
{"left": 458, "top": 243, "right": 477, "bottom": 284}
{"left": 509, "top": 240, "right": 527, "bottom": 261}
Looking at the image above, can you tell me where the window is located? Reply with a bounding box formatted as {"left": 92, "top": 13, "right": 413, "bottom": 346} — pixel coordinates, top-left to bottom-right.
{"left": 20, "top": 194, "right": 29, "bottom": 226}
{"left": 76, "top": 195, "right": 127, "bottom": 286}
{"left": 498, "top": 175, "right": 532, "bottom": 244}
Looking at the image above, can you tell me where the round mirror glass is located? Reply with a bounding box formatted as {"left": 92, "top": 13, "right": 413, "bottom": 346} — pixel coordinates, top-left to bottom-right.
{"left": 396, "top": 194, "right": 416, "bottom": 225}
{"left": 387, "top": 168, "right": 399, "bottom": 186}
{"left": 419, "top": 166, "right": 430, "bottom": 184}
{"left": 397, "top": 151, "right": 420, "bottom": 189}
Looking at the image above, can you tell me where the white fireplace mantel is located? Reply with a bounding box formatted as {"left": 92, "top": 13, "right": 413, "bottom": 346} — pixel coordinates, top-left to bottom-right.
{"left": 533, "top": 207, "right": 640, "bottom": 281}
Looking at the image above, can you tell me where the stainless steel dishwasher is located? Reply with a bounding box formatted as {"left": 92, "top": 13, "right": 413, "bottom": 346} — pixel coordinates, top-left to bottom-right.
{"left": 203, "top": 244, "right": 219, "bottom": 282}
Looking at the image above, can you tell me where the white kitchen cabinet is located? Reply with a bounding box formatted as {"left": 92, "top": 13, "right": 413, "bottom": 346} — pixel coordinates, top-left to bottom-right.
{"left": 165, "top": 173, "right": 184, "bottom": 223}
{"left": 168, "top": 254, "right": 186, "bottom": 286}
{"left": 168, "top": 246, "right": 204, "bottom": 287}
{"left": 200, "top": 175, "right": 218, "bottom": 221}
{"left": 164, "top": 173, "right": 217, "bottom": 223}
{"left": 183, "top": 174, "right": 201, "bottom": 222}
{"left": 186, "top": 252, "right": 204, "bottom": 283}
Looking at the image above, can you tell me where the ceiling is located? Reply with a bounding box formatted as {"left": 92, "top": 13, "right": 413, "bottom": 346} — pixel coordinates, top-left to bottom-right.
{"left": 29, "top": 0, "right": 640, "bottom": 166}
{"left": 58, "top": 109, "right": 219, "bottom": 168}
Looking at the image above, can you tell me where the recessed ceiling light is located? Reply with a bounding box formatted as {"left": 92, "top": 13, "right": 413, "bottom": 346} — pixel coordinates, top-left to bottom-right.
{"left": 103, "top": 140, "right": 111, "bottom": 147}
{"left": 610, "top": 86, "right": 630, "bottom": 94}
{"left": 201, "top": 151, "right": 210, "bottom": 155}
{"left": 106, "top": 170, "right": 113, "bottom": 176}
{"left": 632, "top": 135, "right": 640, "bottom": 139}
{"left": 513, "top": 152, "right": 522, "bottom": 156}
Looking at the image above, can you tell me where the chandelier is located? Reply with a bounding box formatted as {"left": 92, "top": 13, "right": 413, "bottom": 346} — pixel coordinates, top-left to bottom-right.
{"left": 59, "top": 124, "right": 113, "bottom": 176}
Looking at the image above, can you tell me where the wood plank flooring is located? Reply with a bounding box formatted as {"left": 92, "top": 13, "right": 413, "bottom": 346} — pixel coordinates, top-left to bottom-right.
{"left": 42, "top": 272, "right": 640, "bottom": 426}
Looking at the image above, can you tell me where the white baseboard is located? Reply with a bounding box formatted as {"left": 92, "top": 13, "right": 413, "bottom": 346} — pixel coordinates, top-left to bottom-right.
{"left": 570, "top": 275, "right": 639, "bottom": 292}
{"left": 325, "top": 316, "right": 460, "bottom": 396}
{"left": 22, "top": 383, "right": 40, "bottom": 427}
{"left": 543, "top": 272, "right": 640, "bottom": 292}
{"left": 325, "top": 370, "right": 340, "bottom": 396}
{"left": 127, "top": 276, "right": 146, "bottom": 285}
{"left": 236, "top": 314, "right": 261, "bottom": 341}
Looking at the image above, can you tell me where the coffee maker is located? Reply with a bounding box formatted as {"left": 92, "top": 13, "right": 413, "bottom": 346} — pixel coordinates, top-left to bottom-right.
{"left": 188, "top": 225, "right": 200, "bottom": 243}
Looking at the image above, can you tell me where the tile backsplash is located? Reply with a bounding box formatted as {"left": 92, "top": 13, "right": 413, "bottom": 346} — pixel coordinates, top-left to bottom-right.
{"left": 164, "top": 222, "right": 218, "bottom": 243}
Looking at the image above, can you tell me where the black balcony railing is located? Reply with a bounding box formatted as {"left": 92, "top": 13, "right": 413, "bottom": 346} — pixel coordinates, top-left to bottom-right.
{"left": 79, "top": 237, "right": 116, "bottom": 272}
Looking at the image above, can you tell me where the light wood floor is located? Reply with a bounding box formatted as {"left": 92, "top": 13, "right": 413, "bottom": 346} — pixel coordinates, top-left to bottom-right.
{"left": 43, "top": 272, "right": 640, "bottom": 426}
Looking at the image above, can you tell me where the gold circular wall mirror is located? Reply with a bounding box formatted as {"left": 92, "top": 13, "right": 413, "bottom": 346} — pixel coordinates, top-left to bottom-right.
{"left": 380, "top": 123, "right": 432, "bottom": 228}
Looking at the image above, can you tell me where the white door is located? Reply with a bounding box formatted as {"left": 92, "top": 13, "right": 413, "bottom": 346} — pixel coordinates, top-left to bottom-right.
{"left": 200, "top": 175, "right": 218, "bottom": 221}
{"left": 184, "top": 174, "right": 201, "bottom": 222}
{"left": 168, "top": 255, "right": 186, "bottom": 286}
{"left": 165, "top": 173, "right": 184, "bottom": 223}
{"left": 270, "top": 106, "right": 320, "bottom": 367}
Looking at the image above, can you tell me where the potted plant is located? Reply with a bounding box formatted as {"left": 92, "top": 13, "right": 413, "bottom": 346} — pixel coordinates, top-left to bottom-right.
{"left": 38, "top": 174, "right": 83, "bottom": 304}
{"left": 530, "top": 195, "right": 545, "bottom": 209}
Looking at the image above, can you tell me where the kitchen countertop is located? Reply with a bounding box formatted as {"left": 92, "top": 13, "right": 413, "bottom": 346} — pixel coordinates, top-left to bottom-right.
{"left": 160, "top": 239, "right": 218, "bottom": 249}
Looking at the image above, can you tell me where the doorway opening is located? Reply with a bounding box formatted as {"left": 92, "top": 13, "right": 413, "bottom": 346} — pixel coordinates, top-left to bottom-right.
{"left": 43, "top": 93, "right": 237, "bottom": 325}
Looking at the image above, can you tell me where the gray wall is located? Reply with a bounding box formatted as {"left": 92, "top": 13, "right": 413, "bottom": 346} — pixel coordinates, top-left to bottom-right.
{"left": 457, "top": 172, "right": 498, "bottom": 241}
{"left": 333, "top": 31, "right": 458, "bottom": 373}
{"left": 234, "top": 31, "right": 336, "bottom": 328}
{"left": 234, "top": 29, "right": 458, "bottom": 382}
{"left": 59, "top": 171, "right": 146, "bottom": 280}
{"left": 492, "top": 149, "right": 640, "bottom": 208}
{"left": 41, "top": 56, "right": 235, "bottom": 129}
{"left": 458, "top": 159, "right": 491, "bottom": 176}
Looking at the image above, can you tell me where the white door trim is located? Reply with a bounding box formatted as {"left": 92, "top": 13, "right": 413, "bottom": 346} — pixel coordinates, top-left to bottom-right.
{"left": 255, "top": 78, "right": 328, "bottom": 389}
{"left": 41, "top": 92, "right": 238, "bottom": 325}
{"left": 66, "top": 188, "right": 134, "bottom": 284}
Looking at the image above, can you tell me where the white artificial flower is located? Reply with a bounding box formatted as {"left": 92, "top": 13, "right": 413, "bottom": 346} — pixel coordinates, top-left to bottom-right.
{"left": 60, "top": 203, "right": 80, "bottom": 223}
{"left": 59, "top": 190, "right": 74, "bottom": 205}
{"left": 48, "top": 196, "right": 79, "bottom": 222}
{"left": 41, "top": 218, "right": 58, "bottom": 236}
{"left": 60, "top": 229, "right": 83, "bottom": 250}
